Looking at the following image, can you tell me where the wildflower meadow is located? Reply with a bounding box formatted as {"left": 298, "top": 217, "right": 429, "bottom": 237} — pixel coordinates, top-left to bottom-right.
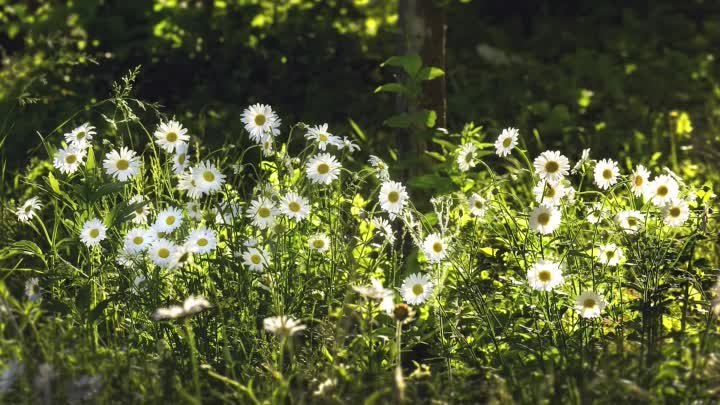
{"left": 2, "top": 2, "right": 720, "bottom": 404}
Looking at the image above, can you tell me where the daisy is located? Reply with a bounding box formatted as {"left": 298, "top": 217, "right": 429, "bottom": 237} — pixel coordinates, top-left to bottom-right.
{"left": 494, "top": 127, "right": 518, "bottom": 157}
{"left": 353, "top": 278, "right": 394, "bottom": 303}
{"left": 308, "top": 233, "right": 331, "bottom": 253}
{"left": 369, "top": 155, "right": 390, "bottom": 180}
{"left": 571, "top": 148, "right": 591, "bottom": 174}
{"left": 153, "top": 207, "right": 183, "bottom": 234}
{"left": 533, "top": 180, "right": 566, "bottom": 206}
{"left": 172, "top": 143, "right": 190, "bottom": 174}
{"left": 338, "top": 136, "right": 360, "bottom": 152}
{"left": 64, "top": 123, "right": 96, "bottom": 149}
{"left": 630, "top": 164, "right": 650, "bottom": 197}
{"left": 391, "top": 303, "right": 416, "bottom": 323}
{"left": 306, "top": 153, "right": 341, "bottom": 185}
{"left": 305, "top": 123, "right": 341, "bottom": 151}
{"left": 379, "top": 181, "right": 409, "bottom": 216}
{"left": 597, "top": 243, "right": 624, "bottom": 266}
{"left": 529, "top": 204, "right": 561, "bottom": 234}
{"left": 241, "top": 103, "right": 281, "bottom": 143}
{"left": 593, "top": 158, "right": 619, "bottom": 190}
{"left": 186, "top": 228, "right": 217, "bottom": 254}
{"left": 526, "top": 260, "right": 564, "bottom": 291}
{"left": 153, "top": 295, "right": 211, "bottom": 321}
{"left": 644, "top": 175, "right": 679, "bottom": 206}
{"left": 279, "top": 192, "right": 311, "bottom": 222}
{"left": 662, "top": 198, "right": 690, "bottom": 227}
{"left": 467, "top": 193, "right": 487, "bottom": 217}
{"left": 116, "top": 251, "right": 138, "bottom": 270}
{"left": 400, "top": 273, "right": 434, "bottom": 305}
{"left": 25, "top": 277, "right": 41, "bottom": 302}
{"left": 533, "top": 150, "right": 570, "bottom": 183}
{"left": 456, "top": 143, "right": 477, "bottom": 172}
{"left": 148, "top": 238, "right": 178, "bottom": 268}
{"left": 53, "top": 145, "right": 86, "bottom": 174}
{"left": 191, "top": 161, "right": 225, "bottom": 194}
{"left": 264, "top": 315, "right": 306, "bottom": 337}
{"left": 123, "top": 228, "right": 155, "bottom": 254}
{"left": 246, "top": 196, "right": 277, "bottom": 229}
{"left": 422, "top": 233, "right": 448, "bottom": 263}
{"left": 574, "top": 291, "right": 606, "bottom": 319}
{"left": 371, "top": 217, "right": 396, "bottom": 245}
{"left": 261, "top": 139, "right": 274, "bottom": 157}
{"left": 586, "top": 202, "right": 604, "bottom": 224}
{"left": 129, "top": 195, "right": 151, "bottom": 224}
{"left": 242, "top": 247, "right": 271, "bottom": 272}
{"left": 103, "top": 147, "right": 141, "bottom": 181}
{"left": 80, "top": 218, "right": 107, "bottom": 247}
{"left": 16, "top": 197, "right": 42, "bottom": 223}
{"left": 177, "top": 172, "right": 204, "bottom": 199}
{"left": 615, "top": 210, "right": 645, "bottom": 234}
{"left": 154, "top": 120, "right": 189, "bottom": 153}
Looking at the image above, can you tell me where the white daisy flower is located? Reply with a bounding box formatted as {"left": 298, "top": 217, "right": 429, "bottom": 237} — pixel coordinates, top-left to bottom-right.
{"left": 306, "top": 153, "right": 341, "bottom": 185}
{"left": 64, "top": 123, "right": 95, "bottom": 149}
{"left": 80, "top": 218, "right": 107, "bottom": 247}
{"left": 153, "top": 295, "right": 211, "bottom": 321}
{"left": 586, "top": 202, "right": 604, "bottom": 224}
{"left": 533, "top": 180, "right": 566, "bottom": 206}
{"left": 305, "top": 123, "right": 341, "bottom": 151}
{"left": 16, "top": 197, "right": 42, "bottom": 223}
{"left": 264, "top": 315, "right": 306, "bottom": 337}
{"left": 467, "top": 193, "right": 487, "bottom": 217}
{"left": 242, "top": 103, "right": 281, "bottom": 143}
{"left": 597, "top": 243, "right": 624, "bottom": 266}
{"left": 153, "top": 207, "right": 183, "bottom": 234}
{"left": 53, "top": 145, "right": 86, "bottom": 174}
{"left": 214, "top": 201, "right": 242, "bottom": 225}
{"left": 25, "top": 277, "right": 41, "bottom": 302}
{"left": 526, "top": 260, "right": 564, "bottom": 291}
{"left": 571, "top": 148, "right": 591, "bottom": 174}
{"left": 529, "top": 204, "right": 561, "bottom": 234}
{"left": 191, "top": 161, "right": 225, "bottom": 194}
{"left": 308, "top": 233, "right": 331, "bottom": 253}
{"left": 123, "top": 228, "right": 155, "bottom": 254}
{"left": 172, "top": 143, "right": 190, "bottom": 174}
{"left": 246, "top": 196, "right": 277, "bottom": 229}
{"left": 494, "top": 127, "right": 519, "bottom": 157}
{"left": 177, "top": 172, "right": 204, "bottom": 200}
{"left": 630, "top": 164, "right": 650, "bottom": 197}
{"left": 353, "top": 278, "right": 394, "bottom": 304}
{"left": 644, "top": 174, "right": 679, "bottom": 207}
{"left": 116, "top": 251, "right": 138, "bottom": 270}
{"left": 662, "top": 198, "right": 690, "bottom": 227}
{"left": 260, "top": 139, "right": 274, "bottom": 157}
{"left": 154, "top": 120, "right": 189, "bottom": 153}
{"left": 400, "top": 273, "right": 434, "bottom": 305}
{"left": 533, "top": 150, "right": 570, "bottom": 183}
{"left": 103, "top": 147, "right": 141, "bottom": 181}
{"left": 368, "top": 155, "right": 390, "bottom": 179}
{"left": 456, "top": 143, "right": 477, "bottom": 172}
{"left": 185, "top": 228, "right": 217, "bottom": 255}
{"left": 593, "top": 158, "right": 619, "bottom": 190}
{"left": 371, "top": 217, "right": 396, "bottom": 245}
{"left": 615, "top": 210, "right": 645, "bottom": 234}
{"left": 148, "top": 238, "right": 178, "bottom": 268}
{"left": 574, "top": 291, "right": 606, "bottom": 319}
{"left": 379, "top": 181, "right": 409, "bottom": 216}
{"left": 422, "top": 233, "right": 448, "bottom": 263}
{"left": 186, "top": 201, "right": 203, "bottom": 220}
{"left": 338, "top": 136, "right": 360, "bottom": 152}
{"left": 242, "top": 247, "right": 271, "bottom": 271}
{"left": 129, "top": 195, "right": 151, "bottom": 224}
{"left": 279, "top": 192, "right": 310, "bottom": 222}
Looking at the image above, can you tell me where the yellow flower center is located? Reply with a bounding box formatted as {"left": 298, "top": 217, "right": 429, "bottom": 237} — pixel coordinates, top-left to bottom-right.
{"left": 606, "top": 251, "right": 615, "bottom": 260}
{"left": 158, "top": 248, "right": 170, "bottom": 259}
{"left": 312, "top": 239, "right": 325, "bottom": 249}
{"left": 602, "top": 169, "right": 613, "bottom": 180}
{"left": 502, "top": 137, "right": 512, "bottom": 148}
{"left": 197, "top": 238, "right": 208, "bottom": 247}
{"left": 546, "top": 186, "right": 556, "bottom": 198}
{"left": 165, "top": 216, "right": 176, "bottom": 225}
{"left": 319, "top": 133, "right": 328, "bottom": 142}
{"left": 288, "top": 201, "right": 301, "bottom": 212}
{"left": 627, "top": 218, "right": 637, "bottom": 227}
{"left": 65, "top": 154, "right": 77, "bottom": 164}
{"left": 538, "top": 270, "right": 551, "bottom": 282}
{"left": 136, "top": 207, "right": 144, "bottom": 214}
{"left": 116, "top": 159, "right": 130, "bottom": 171}
{"left": 412, "top": 284, "right": 424, "bottom": 296}
{"left": 537, "top": 212, "right": 551, "bottom": 225}
{"left": 634, "top": 176, "right": 644, "bottom": 187}
{"left": 166, "top": 132, "right": 177, "bottom": 143}
{"left": 178, "top": 154, "right": 186, "bottom": 164}
{"left": 316, "top": 163, "right": 330, "bottom": 175}
{"left": 544, "top": 160, "right": 559, "bottom": 173}
{"left": 203, "top": 170, "right": 215, "bottom": 182}
{"left": 258, "top": 207, "right": 271, "bottom": 218}
{"left": 254, "top": 114, "right": 266, "bottom": 126}
{"left": 474, "top": 200, "right": 483, "bottom": 208}
{"left": 669, "top": 206, "right": 681, "bottom": 217}
{"left": 77, "top": 131, "right": 86, "bottom": 140}
{"left": 89, "top": 229, "right": 100, "bottom": 238}
{"left": 657, "top": 185, "right": 668, "bottom": 197}
{"left": 251, "top": 254, "right": 261, "bottom": 264}
{"left": 583, "top": 298, "right": 596, "bottom": 309}
{"left": 133, "top": 236, "right": 144, "bottom": 245}
{"left": 387, "top": 191, "right": 400, "bottom": 203}
{"left": 432, "top": 241, "right": 443, "bottom": 253}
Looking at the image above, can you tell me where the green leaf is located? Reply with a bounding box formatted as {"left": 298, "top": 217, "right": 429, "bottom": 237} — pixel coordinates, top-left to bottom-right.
{"left": 85, "top": 147, "right": 96, "bottom": 171}
{"left": 374, "top": 83, "right": 407, "bottom": 94}
{"left": 384, "top": 110, "right": 437, "bottom": 129}
{"left": 381, "top": 54, "right": 422, "bottom": 76}
{"left": 0, "top": 240, "right": 46, "bottom": 262}
{"left": 416, "top": 66, "right": 445, "bottom": 81}
{"left": 348, "top": 118, "right": 367, "bottom": 141}
{"left": 47, "top": 172, "right": 61, "bottom": 194}
{"left": 89, "top": 298, "right": 112, "bottom": 323}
